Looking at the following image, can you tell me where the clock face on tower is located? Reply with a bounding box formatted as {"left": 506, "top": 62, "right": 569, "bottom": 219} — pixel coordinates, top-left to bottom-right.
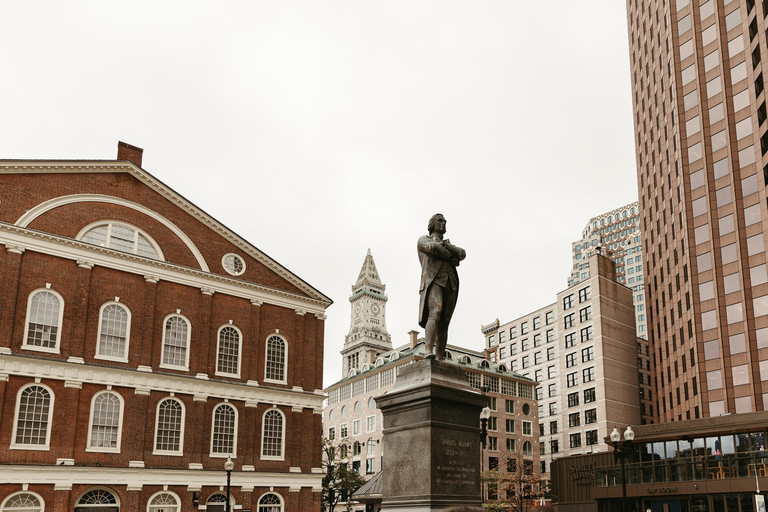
{"left": 371, "top": 304, "right": 380, "bottom": 316}
{"left": 355, "top": 305, "right": 361, "bottom": 316}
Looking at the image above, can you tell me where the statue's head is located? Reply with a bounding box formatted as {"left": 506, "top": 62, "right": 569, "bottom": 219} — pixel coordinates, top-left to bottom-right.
{"left": 428, "top": 213, "right": 446, "bottom": 235}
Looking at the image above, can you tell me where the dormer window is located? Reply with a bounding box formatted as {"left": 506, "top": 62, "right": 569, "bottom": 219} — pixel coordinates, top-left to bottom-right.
{"left": 78, "top": 222, "right": 161, "bottom": 260}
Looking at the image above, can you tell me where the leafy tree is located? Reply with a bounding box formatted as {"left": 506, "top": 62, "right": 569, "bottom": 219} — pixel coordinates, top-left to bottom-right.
{"left": 321, "top": 437, "right": 368, "bottom": 512}
{"left": 481, "top": 448, "right": 548, "bottom": 512}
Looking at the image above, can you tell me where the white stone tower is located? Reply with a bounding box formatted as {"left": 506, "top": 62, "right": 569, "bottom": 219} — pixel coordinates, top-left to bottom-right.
{"left": 341, "top": 249, "right": 392, "bottom": 377}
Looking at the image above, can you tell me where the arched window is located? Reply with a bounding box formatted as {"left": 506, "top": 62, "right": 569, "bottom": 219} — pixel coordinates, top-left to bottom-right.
{"left": 24, "top": 289, "right": 64, "bottom": 352}
{"left": 88, "top": 391, "right": 123, "bottom": 451}
{"left": 75, "top": 488, "right": 120, "bottom": 512}
{"left": 389, "top": 352, "right": 399, "bottom": 361}
{"left": 1, "top": 492, "right": 44, "bottom": 512}
{"left": 257, "top": 493, "right": 283, "bottom": 512}
{"left": 460, "top": 355, "right": 472, "bottom": 364}
{"left": 264, "top": 335, "right": 286, "bottom": 383}
{"left": 79, "top": 221, "right": 162, "bottom": 260}
{"left": 161, "top": 315, "right": 190, "bottom": 370}
{"left": 375, "top": 358, "right": 384, "bottom": 367}
{"left": 444, "top": 350, "right": 453, "bottom": 360}
{"left": 480, "top": 360, "right": 490, "bottom": 368}
{"left": 216, "top": 325, "right": 241, "bottom": 377}
{"left": 498, "top": 364, "right": 508, "bottom": 372}
{"left": 147, "top": 492, "right": 179, "bottom": 512}
{"left": 205, "top": 494, "right": 229, "bottom": 512}
{"left": 361, "top": 363, "right": 371, "bottom": 372}
{"left": 211, "top": 403, "right": 237, "bottom": 457}
{"left": 261, "top": 409, "right": 285, "bottom": 460}
{"left": 96, "top": 303, "right": 131, "bottom": 361}
{"left": 12, "top": 384, "right": 54, "bottom": 449}
{"left": 523, "top": 441, "right": 533, "bottom": 456}
{"left": 154, "top": 398, "right": 184, "bottom": 455}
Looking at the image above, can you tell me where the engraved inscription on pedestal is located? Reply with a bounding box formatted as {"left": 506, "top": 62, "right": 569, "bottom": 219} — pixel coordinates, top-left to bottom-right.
{"left": 436, "top": 438, "right": 477, "bottom": 488}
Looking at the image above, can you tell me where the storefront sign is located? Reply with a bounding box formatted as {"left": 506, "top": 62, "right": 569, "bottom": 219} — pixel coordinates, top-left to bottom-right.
{"left": 646, "top": 487, "right": 678, "bottom": 494}
{"left": 570, "top": 464, "right": 594, "bottom": 486}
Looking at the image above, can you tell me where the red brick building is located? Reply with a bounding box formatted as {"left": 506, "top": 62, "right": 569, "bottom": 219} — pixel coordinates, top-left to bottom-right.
{"left": 0, "top": 142, "right": 332, "bottom": 512}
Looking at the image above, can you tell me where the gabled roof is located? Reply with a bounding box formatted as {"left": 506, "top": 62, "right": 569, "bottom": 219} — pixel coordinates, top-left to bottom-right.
{"left": 0, "top": 159, "right": 332, "bottom": 306}
{"left": 352, "top": 470, "right": 383, "bottom": 502}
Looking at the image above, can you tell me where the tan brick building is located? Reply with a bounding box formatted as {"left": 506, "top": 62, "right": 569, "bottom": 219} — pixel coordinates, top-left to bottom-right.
{"left": 0, "top": 142, "right": 331, "bottom": 512}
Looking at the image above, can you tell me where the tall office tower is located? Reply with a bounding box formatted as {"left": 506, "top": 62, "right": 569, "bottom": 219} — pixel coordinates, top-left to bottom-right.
{"left": 568, "top": 202, "right": 646, "bottom": 339}
{"left": 627, "top": 0, "right": 768, "bottom": 421}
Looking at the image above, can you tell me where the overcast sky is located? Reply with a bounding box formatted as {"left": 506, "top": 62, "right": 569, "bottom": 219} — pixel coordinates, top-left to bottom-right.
{"left": 1, "top": 1, "right": 639, "bottom": 388}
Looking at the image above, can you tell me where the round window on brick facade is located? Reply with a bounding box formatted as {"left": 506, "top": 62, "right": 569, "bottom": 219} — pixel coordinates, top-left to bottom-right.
{"left": 222, "top": 254, "right": 246, "bottom": 276}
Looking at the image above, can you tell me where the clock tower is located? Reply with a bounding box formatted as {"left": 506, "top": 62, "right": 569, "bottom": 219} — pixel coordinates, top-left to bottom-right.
{"left": 341, "top": 250, "right": 392, "bottom": 377}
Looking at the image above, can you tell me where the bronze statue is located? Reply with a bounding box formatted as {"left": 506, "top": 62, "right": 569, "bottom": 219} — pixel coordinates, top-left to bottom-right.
{"left": 418, "top": 213, "right": 466, "bottom": 360}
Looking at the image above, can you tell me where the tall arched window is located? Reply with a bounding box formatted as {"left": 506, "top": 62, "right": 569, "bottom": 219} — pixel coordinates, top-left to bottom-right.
{"left": 87, "top": 391, "right": 123, "bottom": 451}
{"left": 75, "top": 488, "right": 120, "bottom": 512}
{"left": 147, "top": 492, "right": 179, "bottom": 512}
{"left": 161, "top": 315, "right": 190, "bottom": 370}
{"left": 261, "top": 409, "right": 285, "bottom": 460}
{"left": 12, "top": 384, "right": 54, "bottom": 449}
{"left": 257, "top": 493, "right": 283, "bottom": 512}
{"left": 211, "top": 403, "right": 237, "bottom": 457}
{"left": 216, "top": 326, "right": 241, "bottom": 377}
{"left": 1, "top": 492, "right": 44, "bottom": 512}
{"left": 264, "top": 335, "right": 286, "bottom": 383}
{"left": 96, "top": 303, "right": 131, "bottom": 361}
{"left": 24, "top": 289, "right": 64, "bottom": 352}
{"left": 154, "top": 398, "right": 184, "bottom": 455}
{"left": 79, "top": 221, "right": 162, "bottom": 260}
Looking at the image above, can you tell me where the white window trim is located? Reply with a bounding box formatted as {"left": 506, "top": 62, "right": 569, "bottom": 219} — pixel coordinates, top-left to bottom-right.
{"left": 74, "top": 486, "right": 122, "bottom": 508}
{"left": 263, "top": 334, "right": 288, "bottom": 385}
{"left": 260, "top": 408, "right": 286, "bottom": 461}
{"left": 85, "top": 391, "right": 125, "bottom": 453}
{"left": 366, "top": 414, "right": 376, "bottom": 433}
{"left": 214, "top": 325, "right": 242, "bottom": 379}
{"left": 22, "top": 288, "right": 64, "bottom": 355}
{"left": 10, "top": 382, "right": 55, "bottom": 451}
{"left": 153, "top": 397, "right": 186, "bottom": 456}
{"left": 210, "top": 402, "right": 239, "bottom": 458}
{"left": 256, "top": 492, "right": 284, "bottom": 512}
{"left": 146, "top": 490, "right": 181, "bottom": 512}
{"left": 221, "top": 253, "right": 246, "bottom": 276}
{"left": 76, "top": 219, "right": 165, "bottom": 261}
{"left": 159, "top": 313, "right": 191, "bottom": 372}
{"left": 95, "top": 302, "right": 131, "bottom": 363}
{"left": 1, "top": 491, "right": 46, "bottom": 512}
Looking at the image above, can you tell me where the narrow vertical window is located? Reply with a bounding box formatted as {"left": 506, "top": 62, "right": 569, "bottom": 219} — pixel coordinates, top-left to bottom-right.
{"left": 154, "top": 398, "right": 184, "bottom": 455}
{"left": 211, "top": 403, "right": 237, "bottom": 457}
{"left": 261, "top": 409, "right": 285, "bottom": 459}
{"left": 216, "top": 326, "right": 241, "bottom": 377}
{"left": 161, "top": 315, "right": 190, "bottom": 370}
{"left": 12, "top": 384, "right": 53, "bottom": 448}
{"left": 88, "top": 392, "right": 123, "bottom": 451}
{"left": 96, "top": 303, "right": 130, "bottom": 361}
{"left": 24, "top": 290, "right": 63, "bottom": 352}
{"left": 265, "top": 335, "right": 287, "bottom": 383}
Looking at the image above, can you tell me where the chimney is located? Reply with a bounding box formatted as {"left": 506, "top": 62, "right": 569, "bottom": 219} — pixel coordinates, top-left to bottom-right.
{"left": 408, "top": 330, "right": 420, "bottom": 349}
{"left": 117, "top": 141, "right": 144, "bottom": 167}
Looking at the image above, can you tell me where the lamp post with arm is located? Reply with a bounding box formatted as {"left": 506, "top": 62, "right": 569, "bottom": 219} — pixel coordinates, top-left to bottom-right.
{"left": 610, "top": 426, "right": 635, "bottom": 512}
{"left": 480, "top": 406, "right": 491, "bottom": 503}
{"left": 224, "top": 457, "right": 234, "bottom": 512}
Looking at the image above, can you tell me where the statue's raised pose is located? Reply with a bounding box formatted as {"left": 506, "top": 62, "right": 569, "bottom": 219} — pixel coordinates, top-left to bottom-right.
{"left": 417, "top": 213, "right": 466, "bottom": 360}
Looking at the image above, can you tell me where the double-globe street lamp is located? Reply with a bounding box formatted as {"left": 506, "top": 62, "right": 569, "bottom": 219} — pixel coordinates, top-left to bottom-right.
{"left": 610, "top": 426, "right": 635, "bottom": 512}
{"left": 224, "top": 456, "right": 235, "bottom": 512}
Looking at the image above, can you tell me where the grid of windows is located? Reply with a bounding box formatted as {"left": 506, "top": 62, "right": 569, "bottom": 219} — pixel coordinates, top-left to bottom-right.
{"left": 162, "top": 316, "right": 189, "bottom": 368}
{"left": 97, "top": 303, "right": 129, "bottom": 359}
{"left": 217, "top": 326, "right": 241, "bottom": 376}
{"left": 211, "top": 404, "right": 236, "bottom": 455}
{"left": 14, "top": 385, "right": 52, "bottom": 446}
{"left": 25, "top": 291, "right": 62, "bottom": 350}
{"left": 262, "top": 409, "right": 284, "bottom": 458}
{"left": 265, "top": 335, "right": 286, "bottom": 382}
{"left": 155, "top": 399, "right": 183, "bottom": 453}
{"left": 89, "top": 391, "right": 121, "bottom": 449}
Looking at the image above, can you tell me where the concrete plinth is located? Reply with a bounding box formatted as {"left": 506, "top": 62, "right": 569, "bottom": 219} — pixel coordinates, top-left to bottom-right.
{"left": 376, "top": 357, "right": 487, "bottom": 512}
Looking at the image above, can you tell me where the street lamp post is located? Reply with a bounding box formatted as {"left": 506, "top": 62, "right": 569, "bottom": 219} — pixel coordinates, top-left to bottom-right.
{"left": 224, "top": 457, "right": 234, "bottom": 512}
{"left": 327, "top": 463, "right": 336, "bottom": 512}
{"left": 480, "top": 406, "right": 491, "bottom": 503}
{"left": 610, "top": 426, "right": 635, "bottom": 512}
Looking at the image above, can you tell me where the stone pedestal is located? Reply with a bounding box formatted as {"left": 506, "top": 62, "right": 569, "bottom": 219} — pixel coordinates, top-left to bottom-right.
{"left": 376, "top": 358, "right": 487, "bottom": 512}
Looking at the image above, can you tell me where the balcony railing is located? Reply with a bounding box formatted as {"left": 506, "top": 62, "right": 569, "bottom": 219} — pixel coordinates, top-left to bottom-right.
{"left": 595, "top": 452, "right": 768, "bottom": 486}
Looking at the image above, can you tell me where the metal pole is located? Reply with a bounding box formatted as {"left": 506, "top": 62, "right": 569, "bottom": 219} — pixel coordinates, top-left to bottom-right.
{"left": 620, "top": 452, "right": 628, "bottom": 512}
{"left": 226, "top": 468, "right": 231, "bottom": 512}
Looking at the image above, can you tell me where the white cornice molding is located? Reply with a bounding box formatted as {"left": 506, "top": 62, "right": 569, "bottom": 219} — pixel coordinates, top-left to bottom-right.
{"left": 0, "top": 225, "right": 328, "bottom": 313}
{"left": 0, "top": 355, "right": 324, "bottom": 412}
{"left": 0, "top": 162, "right": 331, "bottom": 305}
{"left": 0, "top": 464, "right": 323, "bottom": 491}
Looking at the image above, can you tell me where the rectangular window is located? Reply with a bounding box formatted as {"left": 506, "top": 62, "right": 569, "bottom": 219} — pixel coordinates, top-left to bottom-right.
{"left": 534, "top": 351, "right": 542, "bottom": 364}
{"left": 340, "top": 424, "right": 348, "bottom": 438}
{"left": 547, "top": 347, "right": 555, "bottom": 360}
{"left": 566, "top": 352, "right": 577, "bottom": 368}
{"left": 582, "top": 346, "right": 594, "bottom": 362}
{"left": 565, "top": 333, "right": 576, "bottom": 348}
{"left": 488, "top": 436, "right": 498, "bottom": 451}
{"left": 367, "top": 416, "right": 376, "bottom": 432}
{"left": 550, "top": 421, "right": 558, "bottom": 434}
{"left": 546, "top": 329, "right": 555, "bottom": 342}
{"left": 522, "top": 421, "right": 532, "bottom": 436}
{"left": 548, "top": 383, "right": 557, "bottom": 397}
{"left": 581, "top": 326, "right": 593, "bottom": 342}
{"left": 551, "top": 439, "right": 559, "bottom": 453}
{"left": 505, "top": 399, "right": 515, "bottom": 414}
{"left": 533, "top": 317, "right": 541, "bottom": 330}
{"left": 567, "top": 372, "right": 578, "bottom": 387}
{"left": 547, "top": 365, "right": 556, "bottom": 379}
{"left": 522, "top": 356, "right": 529, "bottom": 369}
{"left": 353, "top": 419, "right": 361, "bottom": 436}
{"left": 533, "top": 334, "right": 542, "bottom": 347}
{"left": 546, "top": 311, "right": 554, "bottom": 325}
{"left": 507, "top": 438, "right": 516, "bottom": 452}
{"left": 570, "top": 433, "right": 582, "bottom": 448}
{"left": 521, "top": 338, "right": 529, "bottom": 351}
{"left": 563, "top": 295, "right": 574, "bottom": 309}
{"left": 583, "top": 367, "right": 595, "bottom": 383}
{"left": 366, "top": 458, "right": 375, "bottom": 474}
{"left": 548, "top": 403, "right": 557, "bottom": 416}
{"left": 579, "top": 306, "right": 592, "bottom": 322}
{"left": 521, "top": 322, "right": 529, "bottom": 335}
{"left": 510, "top": 326, "right": 517, "bottom": 339}
{"left": 579, "top": 287, "right": 591, "bottom": 302}
{"left": 568, "top": 412, "right": 580, "bottom": 427}
{"left": 586, "top": 430, "right": 599, "bottom": 446}
{"left": 568, "top": 392, "right": 579, "bottom": 407}
{"left": 585, "top": 409, "right": 597, "bottom": 424}
{"left": 564, "top": 314, "right": 575, "bottom": 329}
{"left": 506, "top": 419, "right": 515, "bottom": 433}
